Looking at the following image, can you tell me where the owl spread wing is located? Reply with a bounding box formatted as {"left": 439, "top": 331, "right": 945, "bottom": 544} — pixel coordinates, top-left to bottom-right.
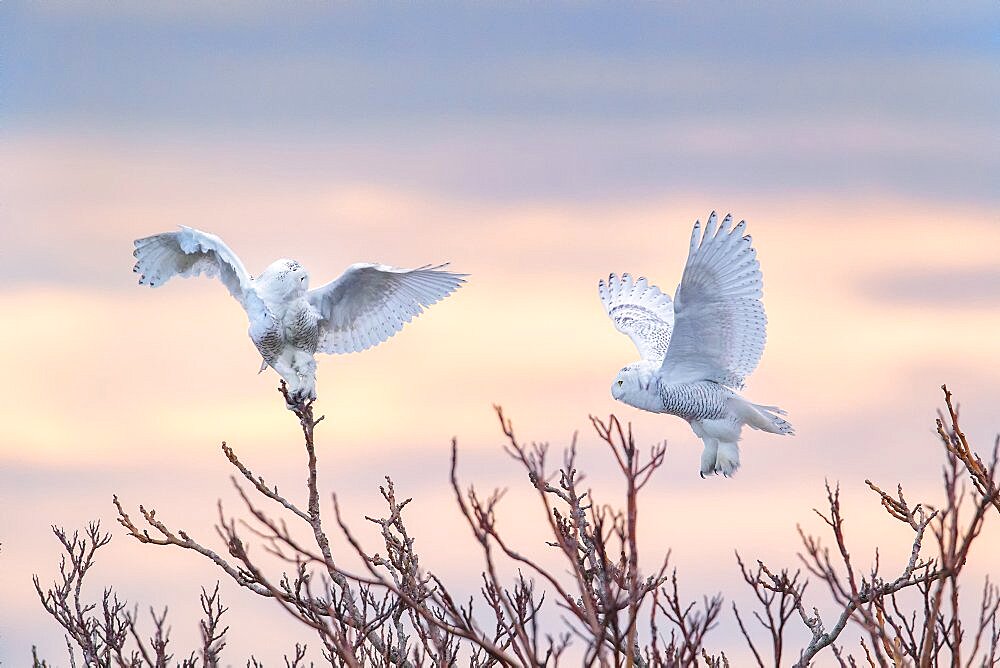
{"left": 133, "top": 226, "right": 256, "bottom": 309}
{"left": 599, "top": 273, "right": 674, "bottom": 362}
{"left": 308, "top": 263, "right": 466, "bottom": 354}
{"left": 658, "top": 213, "right": 767, "bottom": 389}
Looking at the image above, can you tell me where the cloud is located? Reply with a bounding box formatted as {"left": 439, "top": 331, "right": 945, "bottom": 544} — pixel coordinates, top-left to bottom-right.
{"left": 4, "top": 135, "right": 998, "bottom": 288}
{"left": 862, "top": 266, "right": 1000, "bottom": 308}
{"left": 4, "top": 3, "right": 998, "bottom": 205}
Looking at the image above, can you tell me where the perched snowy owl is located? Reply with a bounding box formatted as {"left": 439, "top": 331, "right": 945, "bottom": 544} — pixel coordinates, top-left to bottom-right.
{"left": 133, "top": 227, "right": 465, "bottom": 404}
{"left": 599, "top": 212, "right": 792, "bottom": 477}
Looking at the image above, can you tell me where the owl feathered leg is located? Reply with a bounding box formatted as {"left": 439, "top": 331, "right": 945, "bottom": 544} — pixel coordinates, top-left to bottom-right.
{"left": 697, "top": 439, "right": 740, "bottom": 476}
{"left": 699, "top": 438, "right": 719, "bottom": 478}
{"left": 290, "top": 351, "right": 317, "bottom": 402}
{"left": 268, "top": 354, "right": 303, "bottom": 400}
{"left": 715, "top": 442, "right": 740, "bottom": 477}
{"left": 692, "top": 418, "right": 744, "bottom": 477}
{"left": 267, "top": 351, "right": 317, "bottom": 407}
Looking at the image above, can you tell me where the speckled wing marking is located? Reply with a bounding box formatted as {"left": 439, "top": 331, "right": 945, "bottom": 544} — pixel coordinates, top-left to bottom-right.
{"left": 308, "top": 263, "right": 466, "bottom": 354}
{"left": 659, "top": 212, "right": 767, "bottom": 390}
{"left": 599, "top": 273, "right": 674, "bottom": 362}
{"left": 251, "top": 316, "right": 283, "bottom": 364}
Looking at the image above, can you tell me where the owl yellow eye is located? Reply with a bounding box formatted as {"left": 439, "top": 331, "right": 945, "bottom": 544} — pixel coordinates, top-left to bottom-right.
{"left": 617, "top": 380, "right": 624, "bottom": 387}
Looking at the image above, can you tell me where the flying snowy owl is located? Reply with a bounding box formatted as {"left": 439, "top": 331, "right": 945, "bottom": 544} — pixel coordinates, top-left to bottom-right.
{"left": 133, "top": 226, "right": 466, "bottom": 404}
{"left": 599, "top": 212, "right": 792, "bottom": 478}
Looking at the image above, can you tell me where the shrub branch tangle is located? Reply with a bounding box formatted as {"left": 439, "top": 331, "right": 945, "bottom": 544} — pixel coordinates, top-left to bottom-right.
{"left": 35, "top": 385, "right": 999, "bottom": 666}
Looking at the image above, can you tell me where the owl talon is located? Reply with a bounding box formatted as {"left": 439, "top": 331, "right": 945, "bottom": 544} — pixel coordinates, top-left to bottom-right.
{"left": 284, "top": 385, "right": 317, "bottom": 410}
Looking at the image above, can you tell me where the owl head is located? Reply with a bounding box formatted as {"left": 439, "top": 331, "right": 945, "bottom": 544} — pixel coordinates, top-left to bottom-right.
{"left": 257, "top": 259, "right": 310, "bottom": 298}
{"left": 611, "top": 361, "right": 661, "bottom": 411}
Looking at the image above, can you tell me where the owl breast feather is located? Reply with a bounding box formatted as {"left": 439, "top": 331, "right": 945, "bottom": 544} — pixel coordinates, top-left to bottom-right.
{"left": 283, "top": 300, "right": 320, "bottom": 353}
{"left": 659, "top": 381, "right": 732, "bottom": 421}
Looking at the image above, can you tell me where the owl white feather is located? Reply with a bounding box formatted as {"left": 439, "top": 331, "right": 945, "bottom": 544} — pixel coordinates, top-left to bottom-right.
{"left": 133, "top": 226, "right": 466, "bottom": 404}
{"left": 600, "top": 213, "right": 792, "bottom": 477}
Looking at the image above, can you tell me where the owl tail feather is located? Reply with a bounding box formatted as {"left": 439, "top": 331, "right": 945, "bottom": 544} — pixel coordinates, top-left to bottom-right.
{"left": 729, "top": 397, "right": 795, "bottom": 435}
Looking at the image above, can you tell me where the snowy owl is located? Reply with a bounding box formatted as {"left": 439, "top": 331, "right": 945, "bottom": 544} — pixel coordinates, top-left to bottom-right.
{"left": 133, "top": 226, "right": 466, "bottom": 403}
{"left": 599, "top": 212, "right": 792, "bottom": 477}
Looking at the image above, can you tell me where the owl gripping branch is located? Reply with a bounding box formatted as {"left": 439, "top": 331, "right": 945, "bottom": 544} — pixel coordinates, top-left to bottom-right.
{"left": 133, "top": 226, "right": 466, "bottom": 406}
{"left": 113, "top": 381, "right": 421, "bottom": 667}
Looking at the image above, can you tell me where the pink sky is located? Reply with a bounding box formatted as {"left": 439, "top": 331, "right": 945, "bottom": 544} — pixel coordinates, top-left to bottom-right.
{"left": 3, "top": 137, "right": 999, "bottom": 662}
